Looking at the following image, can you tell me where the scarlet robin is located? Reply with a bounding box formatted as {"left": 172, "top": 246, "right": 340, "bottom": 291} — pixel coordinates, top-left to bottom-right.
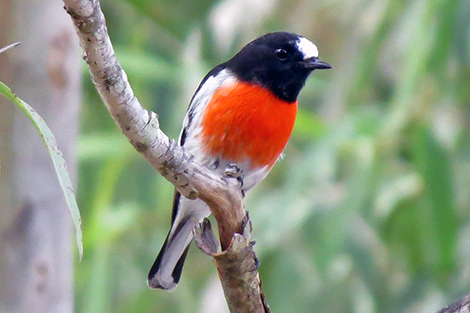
{"left": 148, "top": 32, "right": 331, "bottom": 290}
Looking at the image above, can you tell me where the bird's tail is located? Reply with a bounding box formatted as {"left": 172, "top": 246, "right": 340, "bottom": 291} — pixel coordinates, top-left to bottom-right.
{"left": 148, "top": 193, "right": 210, "bottom": 291}
{"left": 147, "top": 223, "right": 193, "bottom": 290}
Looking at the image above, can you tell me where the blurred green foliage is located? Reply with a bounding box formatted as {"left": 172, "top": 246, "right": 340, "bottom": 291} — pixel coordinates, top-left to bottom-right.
{"left": 75, "top": 0, "right": 470, "bottom": 312}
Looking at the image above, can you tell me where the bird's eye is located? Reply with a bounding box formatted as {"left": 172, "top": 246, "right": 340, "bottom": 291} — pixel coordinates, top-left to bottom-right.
{"left": 275, "top": 48, "right": 288, "bottom": 60}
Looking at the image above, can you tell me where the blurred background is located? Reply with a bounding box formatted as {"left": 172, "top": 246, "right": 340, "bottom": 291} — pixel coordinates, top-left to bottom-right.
{"left": 1, "top": 0, "right": 470, "bottom": 312}
{"left": 75, "top": 0, "right": 470, "bottom": 311}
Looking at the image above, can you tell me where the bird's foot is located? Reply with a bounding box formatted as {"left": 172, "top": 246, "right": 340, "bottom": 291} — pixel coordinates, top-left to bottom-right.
{"left": 224, "top": 162, "right": 245, "bottom": 194}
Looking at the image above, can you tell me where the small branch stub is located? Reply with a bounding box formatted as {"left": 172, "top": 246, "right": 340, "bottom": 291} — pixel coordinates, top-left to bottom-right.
{"left": 193, "top": 218, "right": 219, "bottom": 256}
{"left": 194, "top": 213, "right": 270, "bottom": 313}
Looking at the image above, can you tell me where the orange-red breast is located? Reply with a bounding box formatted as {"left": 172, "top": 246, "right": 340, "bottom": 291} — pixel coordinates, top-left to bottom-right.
{"left": 148, "top": 32, "right": 331, "bottom": 290}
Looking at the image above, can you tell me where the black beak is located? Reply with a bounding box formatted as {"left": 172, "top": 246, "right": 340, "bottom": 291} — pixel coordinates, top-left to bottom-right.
{"left": 303, "top": 57, "right": 332, "bottom": 70}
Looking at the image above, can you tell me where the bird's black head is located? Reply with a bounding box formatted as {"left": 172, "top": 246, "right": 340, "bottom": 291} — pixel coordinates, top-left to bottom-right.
{"left": 224, "top": 32, "right": 331, "bottom": 103}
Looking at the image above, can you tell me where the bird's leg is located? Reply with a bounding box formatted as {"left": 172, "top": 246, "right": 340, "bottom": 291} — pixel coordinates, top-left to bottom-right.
{"left": 224, "top": 161, "right": 245, "bottom": 196}
{"left": 224, "top": 161, "right": 243, "bottom": 178}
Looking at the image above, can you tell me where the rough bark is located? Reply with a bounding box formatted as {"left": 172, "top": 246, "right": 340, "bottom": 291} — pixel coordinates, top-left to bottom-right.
{"left": 62, "top": 0, "right": 268, "bottom": 311}
{"left": 194, "top": 217, "right": 270, "bottom": 312}
{"left": 0, "top": 0, "right": 81, "bottom": 312}
{"left": 438, "top": 292, "right": 470, "bottom": 313}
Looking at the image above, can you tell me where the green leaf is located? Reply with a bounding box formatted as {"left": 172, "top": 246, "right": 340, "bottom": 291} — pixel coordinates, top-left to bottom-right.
{"left": 413, "top": 126, "right": 457, "bottom": 279}
{"left": 0, "top": 81, "right": 83, "bottom": 260}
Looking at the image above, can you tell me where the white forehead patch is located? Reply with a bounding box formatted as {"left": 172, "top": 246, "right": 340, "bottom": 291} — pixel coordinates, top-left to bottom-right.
{"left": 296, "top": 37, "right": 319, "bottom": 59}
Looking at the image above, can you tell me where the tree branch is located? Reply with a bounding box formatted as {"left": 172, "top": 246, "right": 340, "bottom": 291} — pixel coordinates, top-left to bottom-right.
{"left": 438, "top": 292, "right": 470, "bottom": 313}
{"left": 194, "top": 216, "right": 270, "bottom": 312}
{"left": 62, "top": 0, "right": 268, "bottom": 311}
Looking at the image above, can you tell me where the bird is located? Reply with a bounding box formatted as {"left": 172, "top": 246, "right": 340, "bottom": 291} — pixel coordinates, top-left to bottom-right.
{"left": 148, "top": 31, "right": 331, "bottom": 290}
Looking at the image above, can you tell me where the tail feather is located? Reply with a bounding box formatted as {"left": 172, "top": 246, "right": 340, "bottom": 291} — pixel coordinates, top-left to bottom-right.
{"left": 147, "top": 216, "right": 195, "bottom": 290}
{"left": 147, "top": 234, "right": 191, "bottom": 290}
{"left": 148, "top": 192, "right": 211, "bottom": 291}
